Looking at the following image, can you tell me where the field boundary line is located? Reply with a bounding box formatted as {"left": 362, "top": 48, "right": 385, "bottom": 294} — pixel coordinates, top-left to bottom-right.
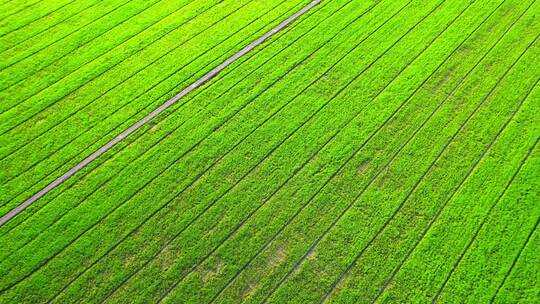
{"left": 154, "top": 0, "right": 474, "bottom": 301}
{"left": 0, "top": 0, "right": 134, "bottom": 72}
{"left": 0, "top": 0, "right": 296, "bottom": 250}
{"left": 0, "top": 0, "right": 281, "bottom": 207}
{"left": 0, "top": 0, "right": 102, "bottom": 53}
{"left": 323, "top": 8, "right": 538, "bottom": 304}
{"left": 373, "top": 75, "right": 537, "bottom": 304}
{"left": 43, "top": 2, "right": 398, "bottom": 301}
{"left": 490, "top": 214, "right": 540, "bottom": 303}
{"left": 210, "top": 19, "right": 465, "bottom": 304}
{"left": 0, "top": 0, "right": 328, "bottom": 238}
{"left": 432, "top": 116, "right": 540, "bottom": 302}
{"left": 0, "top": 0, "right": 322, "bottom": 221}
{"left": 208, "top": 1, "right": 486, "bottom": 301}
{"left": 371, "top": 34, "right": 540, "bottom": 303}
{"left": 319, "top": 0, "right": 516, "bottom": 301}
{"left": 0, "top": 0, "right": 78, "bottom": 39}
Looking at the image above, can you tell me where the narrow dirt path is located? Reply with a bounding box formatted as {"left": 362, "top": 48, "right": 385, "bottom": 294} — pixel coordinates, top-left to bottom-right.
{"left": 0, "top": 0, "right": 322, "bottom": 226}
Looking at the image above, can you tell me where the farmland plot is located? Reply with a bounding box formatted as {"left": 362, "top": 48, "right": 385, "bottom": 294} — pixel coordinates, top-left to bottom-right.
{"left": 0, "top": 0, "right": 538, "bottom": 303}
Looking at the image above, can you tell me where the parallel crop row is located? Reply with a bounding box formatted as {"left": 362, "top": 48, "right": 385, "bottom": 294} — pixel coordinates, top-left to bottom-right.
{"left": 0, "top": 0, "right": 416, "bottom": 300}
{"left": 0, "top": 0, "right": 309, "bottom": 214}
{"left": 0, "top": 0, "right": 74, "bottom": 37}
{"left": 0, "top": 0, "right": 537, "bottom": 303}
{"left": 0, "top": 0, "right": 328, "bottom": 233}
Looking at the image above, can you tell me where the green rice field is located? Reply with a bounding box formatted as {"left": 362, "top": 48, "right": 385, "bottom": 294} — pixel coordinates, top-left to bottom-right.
{"left": 0, "top": 0, "right": 538, "bottom": 303}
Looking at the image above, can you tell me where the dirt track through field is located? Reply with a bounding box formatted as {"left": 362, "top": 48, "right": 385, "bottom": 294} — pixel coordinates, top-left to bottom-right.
{"left": 0, "top": 0, "right": 322, "bottom": 227}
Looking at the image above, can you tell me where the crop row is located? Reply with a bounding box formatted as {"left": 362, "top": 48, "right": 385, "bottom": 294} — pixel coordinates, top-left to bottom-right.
{"left": 0, "top": 0, "right": 309, "bottom": 212}
{"left": 0, "top": 0, "right": 101, "bottom": 53}
{"left": 88, "top": 1, "right": 464, "bottom": 302}
{"left": 0, "top": 0, "right": 41, "bottom": 21}
{"left": 371, "top": 62, "right": 539, "bottom": 303}
{"left": 0, "top": 0, "right": 73, "bottom": 38}
{"left": 108, "top": 1, "right": 539, "bottom": 303}
{"left": 0, "top": 0, "right": 330, "bottom": 233}
{"left": 0, "top": 0, "right": 212, "bottom": 99}
{"left": 208, "top": 1, "right": 539, "bottom": 303}
{"left": 491, "top": 210, "right": 540, "bottom": 303}
{"left": 0, "top": 0, "right": 277, "bottom": 142}
{"left": 0, "top": 0, "right": 364, "bottom": 265}
{"left": 0, "top": 0, "right": 430, "bottom": 300}
{"left": 0, "top": 0, "right": 524, "bottom": 302}
{"left": 0, "top": 0, "right": 537, "bottom": 303}
{"left": 325, "top": 38, "right": 539, "bottom": 304}
{"left": 435, "top": 133, "right": 539, "bottom": 303}
{"left": 0, "top": 0, "right": 138, "bottom": 72}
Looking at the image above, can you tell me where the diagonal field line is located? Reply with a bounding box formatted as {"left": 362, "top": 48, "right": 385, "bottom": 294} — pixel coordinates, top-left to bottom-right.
{"left": 371, "top": 34, "right": 540, "bottom": 303}
{"left": 323, "top": 11, "right": 538, "bottom": 304}
{"left": 258, "top": 1, "right": 477, "bottom": 302}
{"left": 490, "top": 213, "right": 540, "bottom": 303}
{"left": 376, "top": 78, "right": 538, "bottom": 304}
{"left": 208, "top": 6, "right": 488, "bottom": 304}
{"left": 0, "top": 0, "right": 257, "bottom": 213}
{"left": 0, "top": 0, "right": 274, "bottom": 207}
{"left": 261, "top": 3, "right": 539, "bottom": 303}
{"left": 42, "top": 2, "right": 338, "bottom": 302}
{"left": 0, "top": 0, "right": 102, "bottom": 53}
{"left": 0, "top": 0, "right": 133, "bottom": 72}
{"left": 0, "top": 0, "right": 322, "bottom": 221}
{"left": 0, "top": 0, "right": 78, "bottom": 39}
{"left": 0, "top": 2, "right": 309, "bottom": 294}
{"left": 188, "top": 2, "right": 532, "bottom": 298}
{"left": 80, "top": 0, "right": 414, "bottom": 300}
{"left": 153, "top": 0, "right": 475, "bottom": 302}
{"left": 0, "top": 0, "right": 327, "bottom": 238}
{"left": 319, "top": 0, "right": 526, "bottom": 302}
{"left": 159, "top": 0, "right": 426, "bottom": 300}
{"left": 432, "top": 122, "right": 540, "bottom": 303}
{"left": 0, "top": 1, "right": 316, "bottom": 268}
{"left": 0, "top": 0, "right": 194, "bottom": 129}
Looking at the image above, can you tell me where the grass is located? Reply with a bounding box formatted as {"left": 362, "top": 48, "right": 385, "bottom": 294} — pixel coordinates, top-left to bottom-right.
{"left": 0, "top": 0, "right": 538, "bottom": 303}
{"left": 0, "top": 0, "right": 309, "bottom": 211}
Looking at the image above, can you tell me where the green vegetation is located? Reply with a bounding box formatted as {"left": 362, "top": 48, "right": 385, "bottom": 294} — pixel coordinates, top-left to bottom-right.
{"left": 0, "top": 0, "right": 538, "bottom": 303}
{"left": 0, "top": 0, "right": 308, "bottom": 212}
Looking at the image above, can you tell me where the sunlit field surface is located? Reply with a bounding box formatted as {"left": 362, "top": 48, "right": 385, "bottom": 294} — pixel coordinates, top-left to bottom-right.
{"left": 0, "top": 0, "right": 538, "bottom": 303}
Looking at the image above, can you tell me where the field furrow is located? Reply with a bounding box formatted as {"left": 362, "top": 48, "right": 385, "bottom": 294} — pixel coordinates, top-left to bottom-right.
{"left": 0, "top": 0, "right": 309, "bottom": 212}
{"left": 0, "top": 0, "right": 537, "bottom": 303}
